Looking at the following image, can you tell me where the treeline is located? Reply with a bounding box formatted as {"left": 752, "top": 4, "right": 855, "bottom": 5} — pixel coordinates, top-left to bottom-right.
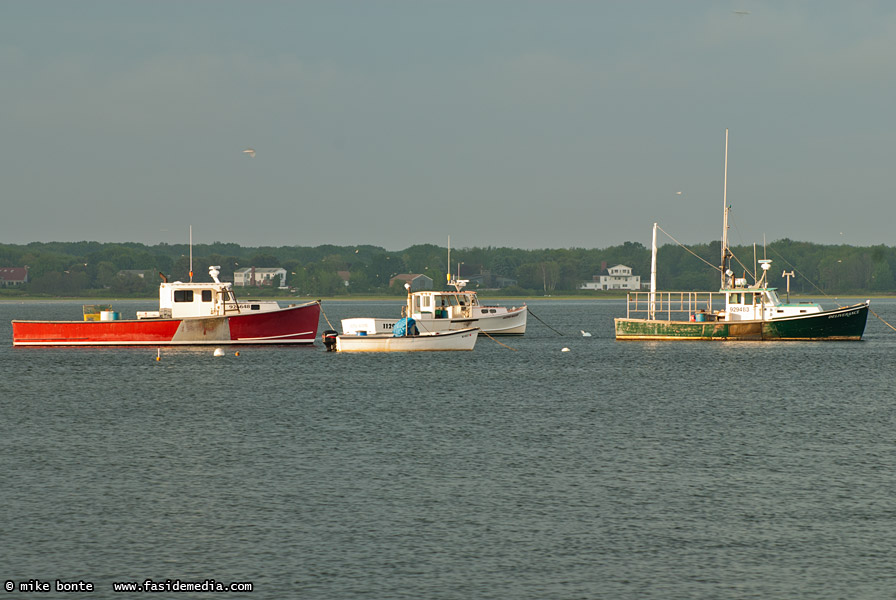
{"left": 0, "top": 238, "right": 893, "bottom": 297}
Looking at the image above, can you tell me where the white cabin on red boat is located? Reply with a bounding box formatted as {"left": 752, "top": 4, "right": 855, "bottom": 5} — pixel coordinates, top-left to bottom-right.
{"left": 137, "top": 266, "right": 282, "bottom": 320}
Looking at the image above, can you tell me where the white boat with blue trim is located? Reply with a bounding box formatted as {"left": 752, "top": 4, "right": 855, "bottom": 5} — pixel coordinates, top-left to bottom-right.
{"left": 341, "top": 278, "right": 526, "bottom": 337}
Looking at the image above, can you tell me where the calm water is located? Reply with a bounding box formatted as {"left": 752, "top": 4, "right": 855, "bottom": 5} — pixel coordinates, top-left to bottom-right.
{"left": 2, "top": 297, "right": 896, "bottom": 599}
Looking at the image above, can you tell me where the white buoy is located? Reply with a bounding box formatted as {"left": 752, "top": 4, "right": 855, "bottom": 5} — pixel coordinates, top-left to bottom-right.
{"left": 561, "top": 347, "right": 570, "bottom": 352}
{"left": 213, "top": 348, "right": 225, "bottom": 356}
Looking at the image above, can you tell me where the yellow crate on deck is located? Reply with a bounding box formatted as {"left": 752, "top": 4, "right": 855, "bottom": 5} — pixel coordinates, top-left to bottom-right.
{"left": 83, "top": 304, "right": 112, "bottom": 321}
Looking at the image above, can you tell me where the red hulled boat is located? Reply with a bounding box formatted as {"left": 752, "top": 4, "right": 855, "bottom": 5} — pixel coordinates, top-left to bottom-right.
{"left": 12, "top": 266, "right": 321, "bottom": 346}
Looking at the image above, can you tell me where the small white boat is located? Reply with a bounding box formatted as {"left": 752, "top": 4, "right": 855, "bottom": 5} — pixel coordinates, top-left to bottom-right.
{"left": 341, "top": 279, "right": 526, "bottom": 336}
{"left": 332, "top": 327, "right": 479, "bottom": 352}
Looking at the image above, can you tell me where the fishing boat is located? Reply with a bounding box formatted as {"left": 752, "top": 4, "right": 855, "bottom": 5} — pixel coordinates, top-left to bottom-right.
{"left": 614, "top": 131, "right": 870, "bottom": 341}
{"left": 331, "top": 325, "right": 479, "bottom": 353}
{"left": 12, "top": 266, "right": 321, "bottom": 346}
{"left": 325, "top": 315, "right": 478, "bottom": 352}
{"left": 343, "top": 239, "right": 526, "bottom": 336}
{"left": 341, "top": 278, "right": 527, "bottom": 336}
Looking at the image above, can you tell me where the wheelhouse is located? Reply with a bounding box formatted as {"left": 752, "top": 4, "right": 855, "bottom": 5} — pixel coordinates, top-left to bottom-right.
{"left": 408, "top": 290, "right": 481, "bottom": 320}
{"left": 722, "top": 285, "right": 822, "bottom": 322}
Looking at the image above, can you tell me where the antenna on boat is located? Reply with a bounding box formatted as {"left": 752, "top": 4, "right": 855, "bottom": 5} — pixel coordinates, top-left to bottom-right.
{"left": 447, "top": 235, "right": 451, "bottom": 288}
{"left": 782, "top": 270, "right": 795, "bottom": 302}
{"left": 720, "top": 129, "right": 731, "bottom": 289}
{"left": 189, "top": 225, "right": 193, "bottom": 282}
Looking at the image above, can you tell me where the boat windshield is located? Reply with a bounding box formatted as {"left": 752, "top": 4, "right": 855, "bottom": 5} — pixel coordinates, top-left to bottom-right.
{"left": 727, "top": 289, "right": 781, "bottom": 307}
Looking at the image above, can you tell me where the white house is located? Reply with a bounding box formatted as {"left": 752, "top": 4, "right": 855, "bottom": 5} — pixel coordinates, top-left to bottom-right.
{"left": 234, "top": 267, "right": 287, "bottom": 288}
{"left": 579, "top": 264, "right": 641, "bottom": 291}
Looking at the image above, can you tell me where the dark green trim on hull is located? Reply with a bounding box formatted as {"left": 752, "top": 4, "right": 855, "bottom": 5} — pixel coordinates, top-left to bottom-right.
{"left": 615, "top": 301, "right": 869, "bottom": 341}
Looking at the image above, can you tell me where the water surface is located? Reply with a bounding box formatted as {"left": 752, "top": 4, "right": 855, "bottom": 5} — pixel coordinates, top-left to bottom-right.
{"left": 2, "top": 298, "right": 895, "bottom": 599}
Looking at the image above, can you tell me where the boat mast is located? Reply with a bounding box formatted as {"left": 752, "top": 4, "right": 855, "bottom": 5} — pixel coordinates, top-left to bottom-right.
{"left": 720, "top": 129, "right": 730, "bottom": 289}
{"left": 404, "top": 283, "right": 412, "bottom": 334}
{"left": 189, "top": 225, "right": 193, "bottom": 282}
{"left": 649, "top": 222, "right": 657, "bottom": 320}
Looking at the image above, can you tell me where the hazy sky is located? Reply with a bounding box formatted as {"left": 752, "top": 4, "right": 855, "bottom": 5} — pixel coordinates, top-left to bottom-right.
{"left": 3, "top": 1, "right": 895, "bottom": 250}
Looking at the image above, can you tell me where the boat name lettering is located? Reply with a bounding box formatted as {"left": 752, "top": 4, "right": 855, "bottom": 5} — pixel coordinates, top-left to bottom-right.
{"left": 728, "top": 306, "right": 753, "bottom": 313}
{"left": 828, "top": 310, "right": 860, "bottom": 319}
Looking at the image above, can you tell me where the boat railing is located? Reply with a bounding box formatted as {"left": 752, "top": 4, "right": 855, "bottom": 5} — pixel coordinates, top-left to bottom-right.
{"left": 625, "top": 291, "right": 721, "bottom": 321}
{"left": 222, "top": 288, "right": 242, "bottom": 315}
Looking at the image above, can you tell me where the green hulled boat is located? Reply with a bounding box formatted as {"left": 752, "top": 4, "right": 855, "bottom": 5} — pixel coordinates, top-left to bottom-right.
{"left": 615, "top": 130, "right": 870, "bottom": 342}
{"left": 614, "top": 290, "right": 870, "bottom": 341}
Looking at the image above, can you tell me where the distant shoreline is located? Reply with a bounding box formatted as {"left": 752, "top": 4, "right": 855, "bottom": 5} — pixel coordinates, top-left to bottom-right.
{"left": 0, "top": 295, "right": 628, "bottom": 302}
{"left": 1, "top": 293, "right": 884, "bottom": 303}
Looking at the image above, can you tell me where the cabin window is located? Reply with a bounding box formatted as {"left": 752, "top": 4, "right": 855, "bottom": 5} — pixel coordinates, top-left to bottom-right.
{"left": 201, "top": 290, "right": 212, "bottom": 302}
{"left": 422, "top": 296, "right": 431, "bottom": 308}
{"left": 174, "top": 290, "right": 194, "bottom": 302}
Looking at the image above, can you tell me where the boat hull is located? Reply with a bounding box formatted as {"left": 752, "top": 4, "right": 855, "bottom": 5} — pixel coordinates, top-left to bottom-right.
{"left": 11, "top": 302, "right": 321, "bottom": 346}
{"left": 342, "top": 306, "right": 527, "bottom": 337}
{"left": 615, "top": 301, "right": 869, "bottom": 341}
{"left": 335, "top": 328, "right": 479, "bottom": 352}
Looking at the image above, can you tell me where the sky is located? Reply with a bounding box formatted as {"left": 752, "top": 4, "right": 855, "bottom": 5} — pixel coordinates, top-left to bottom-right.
{"left": 3, "top": 1, "right": 895, "bottom": 251}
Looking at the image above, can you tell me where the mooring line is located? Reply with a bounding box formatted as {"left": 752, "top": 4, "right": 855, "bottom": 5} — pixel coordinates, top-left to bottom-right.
{"left": 479, "top": 328, "right": 518, "bottom": 351}
{"left": 869, "top": 307, "right": 896, "bottom": 333}
{"left": 317, "top": 302, "right": 335, "bottom": 330}
{"left": 526, "top": 306, "right": 564, "bottom": 336}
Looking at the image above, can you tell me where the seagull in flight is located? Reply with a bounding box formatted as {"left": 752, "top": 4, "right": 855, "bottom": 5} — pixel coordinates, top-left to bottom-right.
{"left": 242, "top": 148, "right": 256, "bottom": 158}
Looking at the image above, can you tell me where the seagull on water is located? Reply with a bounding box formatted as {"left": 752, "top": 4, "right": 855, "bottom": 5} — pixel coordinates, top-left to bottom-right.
{"left": 242, "top": 148, "right": 256, "bottom": 158}
{"left": 581, "top": 330, "right": 592, "bottom": 337}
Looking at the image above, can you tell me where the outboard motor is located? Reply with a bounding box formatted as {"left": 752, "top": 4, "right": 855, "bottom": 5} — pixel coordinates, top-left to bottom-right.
{"left": 321, "top": 330, "right": 338, "bottom": 352}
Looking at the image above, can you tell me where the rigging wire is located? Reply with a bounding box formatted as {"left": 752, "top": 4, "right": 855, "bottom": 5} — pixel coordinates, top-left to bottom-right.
{"left": 655, "top": 225, "right": 721, "bottom": 273}
{"left": 728, "top": 221, "right": 756, "bottom": 281}
{"left": 763, "top": 246, "right": 840, "bottom": 303}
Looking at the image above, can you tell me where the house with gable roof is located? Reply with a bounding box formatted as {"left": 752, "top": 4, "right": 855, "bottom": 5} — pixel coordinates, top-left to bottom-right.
{"left": 0, "top": 267, "right": 29, "bottom": 287}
